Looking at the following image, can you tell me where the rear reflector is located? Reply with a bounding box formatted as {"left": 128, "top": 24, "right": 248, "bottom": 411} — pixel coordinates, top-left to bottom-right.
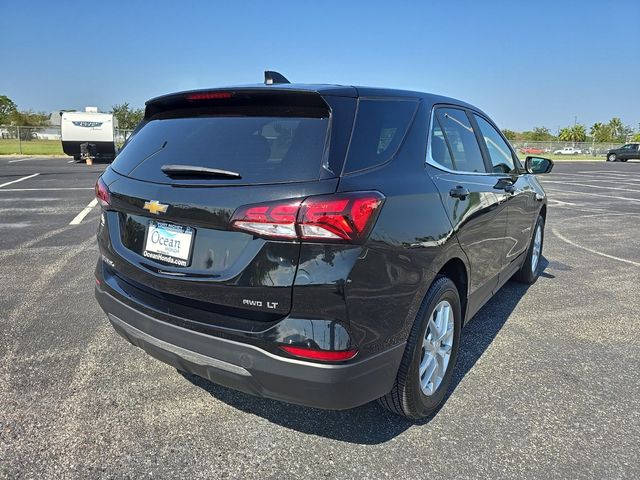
{"left": 185, "top": 91, "right": 233, "bottom": 101}
{"left": 279, "top": 345, "right": 358, "bottom": 361}
{"left": 95, "top": 177, "right": 110, "bottom": 207}
{"left": 230, "top": 191, "right": 384, "bottom": 243}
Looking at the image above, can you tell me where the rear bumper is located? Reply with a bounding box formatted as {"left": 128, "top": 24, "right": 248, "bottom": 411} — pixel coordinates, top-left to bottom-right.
{"left": 95, "top": 286, "right": 404, "bottom": 410}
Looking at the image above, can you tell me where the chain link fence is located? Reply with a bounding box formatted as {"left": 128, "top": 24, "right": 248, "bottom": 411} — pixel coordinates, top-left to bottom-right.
{"left": 0, "top": 125, "right": 134, "bottom": 155}
{"left": 510, "top": 140, "right": 625, "bottom": 158}
{"left": 0, "top": 124, "right": 629, "bottom": 158}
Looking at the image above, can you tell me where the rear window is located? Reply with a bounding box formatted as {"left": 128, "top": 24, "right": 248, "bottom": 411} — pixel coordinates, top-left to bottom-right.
{"left": 112, "top": 114, "right": 329, "bottom": 185}
{"left": 344, "top": 98, "right": 418, "bottom": 173}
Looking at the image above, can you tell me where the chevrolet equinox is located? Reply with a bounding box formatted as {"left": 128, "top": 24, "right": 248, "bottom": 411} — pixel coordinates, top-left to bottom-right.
{"left": 94, "top": 72, "right": 553, "bottom": 419}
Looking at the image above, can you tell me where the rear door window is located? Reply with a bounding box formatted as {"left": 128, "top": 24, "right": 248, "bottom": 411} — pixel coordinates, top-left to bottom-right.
{"left": 435, "top": 108, "right": 487, "bottom": 173}
{"left": 344, "top": 98, "right": 418, "bottom": 173}
{"left": 112, "top": 114, "right": 329, "bottom": 185}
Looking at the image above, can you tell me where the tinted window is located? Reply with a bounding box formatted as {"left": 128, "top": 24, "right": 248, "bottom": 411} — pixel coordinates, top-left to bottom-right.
{"left": 429, "top": 116, "right": 455, "bottom": 170}
{"left": 112, "top": 116, "right": 329, "bottom": 184}
{"left": 344, "top": 99, "right": 418, "bottom": 172}
{"left": 436, "top": 108, "right": 486, "bottom": 173}
{"left": 474, "top": 115, "right": 516, "bottom": 173}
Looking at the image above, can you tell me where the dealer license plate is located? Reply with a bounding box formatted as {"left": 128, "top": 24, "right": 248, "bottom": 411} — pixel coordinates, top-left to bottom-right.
{"left": 143, "top": 221, "right": 194, "bottom": 267}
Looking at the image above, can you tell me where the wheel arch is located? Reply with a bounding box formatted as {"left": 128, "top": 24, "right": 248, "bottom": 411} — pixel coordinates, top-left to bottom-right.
{"left": 539, "top": 203, "right": 547, "bottom": 221}
{"left": 435, "top": 257, "right": 469, "bottom": 323}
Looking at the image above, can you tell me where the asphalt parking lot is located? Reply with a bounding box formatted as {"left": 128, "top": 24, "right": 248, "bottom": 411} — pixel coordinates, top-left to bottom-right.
{"left": 1, "top": 157, "right": 639, "bottom": 479}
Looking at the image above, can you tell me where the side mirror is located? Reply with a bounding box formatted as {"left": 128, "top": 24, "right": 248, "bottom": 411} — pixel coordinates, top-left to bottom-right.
{"left": 525, "top": 156, "right": 554, "bottom": 174}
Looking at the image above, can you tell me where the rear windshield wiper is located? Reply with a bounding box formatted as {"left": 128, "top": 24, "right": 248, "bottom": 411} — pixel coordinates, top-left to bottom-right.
{"left": 161, "top": 165, "right": 242, "bottom": 179}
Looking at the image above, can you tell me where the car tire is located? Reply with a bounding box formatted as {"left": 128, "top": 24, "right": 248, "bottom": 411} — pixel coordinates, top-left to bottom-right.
{"left": 607, "top": 154, "right": 616, "bottom": 162}
{"left": 622, "top": 159, "right": 628, "bottom": 162}
{"left": 514, "top": 215, "right": 544, "bottom": 284}
{"left": 378, "top": 276, "right": 461, "bottom": 420}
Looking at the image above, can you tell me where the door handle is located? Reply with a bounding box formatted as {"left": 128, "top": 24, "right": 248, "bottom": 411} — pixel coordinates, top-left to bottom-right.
{"left": 449, "top": 185, "right": 470, "bottom": 200}
{"left": 493, "top": 177, "right": 516, "bottom": 194}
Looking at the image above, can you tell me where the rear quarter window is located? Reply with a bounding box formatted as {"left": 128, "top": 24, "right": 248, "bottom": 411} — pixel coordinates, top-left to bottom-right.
{"left": 344, "top": 98, "right": 418, "bottom": 173}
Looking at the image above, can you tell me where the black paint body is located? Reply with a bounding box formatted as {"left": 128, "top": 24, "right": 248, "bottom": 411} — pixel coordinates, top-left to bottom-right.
{"left": 95, "top": 83, "right": 547, "bottom": 409}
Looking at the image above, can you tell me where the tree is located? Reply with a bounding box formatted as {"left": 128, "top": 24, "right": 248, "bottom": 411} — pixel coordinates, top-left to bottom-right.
{"left": 111, "top": 103, "right": 144, "bottom": 130}
{"left": 558, "top": 127, "right": 571, "bottom": 141}
{"left": 531, "top": 126, "right": 554, "bottom": 141}
{"left": 11, "top": 110, "right": 49, "bottom": 127}
{"left": 519, "top": 126, "right": 555, "bottom": 141}
{"left": 608, "top": 117, "right": 625, "bottom": 142}
{"left": 559, "top": 124, "right": 586, "bottom": 142}
{"left": 501, "top": 129, "right": 517, "bottom": 141}
{"left": 590, "top": 122, "right": 613, "bottom": 143}
{"left": 0, "top": 95, "right": 17, "bottom": 125}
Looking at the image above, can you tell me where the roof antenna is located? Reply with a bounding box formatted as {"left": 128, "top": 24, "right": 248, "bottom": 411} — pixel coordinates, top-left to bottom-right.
{"left": 264, "top": 71, "right": 290, "bottom": 85}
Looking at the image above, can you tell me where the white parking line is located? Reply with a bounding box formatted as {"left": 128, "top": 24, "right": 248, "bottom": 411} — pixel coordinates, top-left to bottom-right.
{"left": 547, "top": 198, "right": 577, "bottom": 206}
{"left": 551, "top": 227, "right": 640, "bottom": 267}
{"left": 544, "top": 178, "right": 640, "bottom": 184}
{"left": 0, "top": 197, "right": 62, "bottom": 202}
{"left": 8, "top": 157, "right": 36, "bottom": 163}
{"left": 542, "top": 180, "right": 640, "bottom": 193}
{"left": 551, "top": 172, "right": 640, "bottom": 181}
{"left": 578, "top": 170, "right": 640, "bottom": 175}
{"left": 576, "top": 212, "right": 640, "bottom": 219}
{"left": 544, "top": 188, "right": 640, "bottom": 203}
{"left": 0, "top": 187, "right": 94, "bottom": 192}
{"left": 0, "top": 173, "right": 40, "bottom": 188}
{"left": 69, "top": 198, "right": 98, "bottom": 225}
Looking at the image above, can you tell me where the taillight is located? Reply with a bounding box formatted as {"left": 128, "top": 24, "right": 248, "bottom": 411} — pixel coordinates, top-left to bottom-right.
{"left": 230, "top": 191, "right": 384, "bottom": 243}
{"left": 298, "top": 192, "right": 384, "bottom": 242}
{"left": 279, "top": 345, "right": 358, "bottom": 362}
{"left": 95, "top": 177, "right": 110, "bottom": 207}
{"left": 230, "top": 199, "right": 302, "bottom": 239}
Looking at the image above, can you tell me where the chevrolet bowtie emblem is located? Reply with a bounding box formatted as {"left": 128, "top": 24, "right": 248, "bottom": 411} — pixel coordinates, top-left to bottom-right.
{"left": 143, "top": 200, "right": 168, "bottom": 215}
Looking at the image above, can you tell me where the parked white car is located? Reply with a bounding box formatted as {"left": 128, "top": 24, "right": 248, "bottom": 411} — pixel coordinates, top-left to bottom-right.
{"left": 553, "top": 146, "right": 582, "bottom": 155}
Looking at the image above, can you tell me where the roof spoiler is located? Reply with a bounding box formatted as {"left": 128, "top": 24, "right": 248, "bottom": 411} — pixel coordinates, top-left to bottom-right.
{"left": 144, "top": 88, "right": 329, "bottom": 120}
{"left": 264, "top": 70, "right": 290, "bottom": 85}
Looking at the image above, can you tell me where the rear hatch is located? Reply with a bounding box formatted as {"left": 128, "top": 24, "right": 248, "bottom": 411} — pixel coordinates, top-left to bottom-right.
{"left": 103, "top": 89, "right": 355, "bottom": 321}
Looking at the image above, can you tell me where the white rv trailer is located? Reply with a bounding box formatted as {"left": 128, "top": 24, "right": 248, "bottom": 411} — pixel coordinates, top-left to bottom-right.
{"left": 60, "top": 107, "right": 118, "bottom": 161}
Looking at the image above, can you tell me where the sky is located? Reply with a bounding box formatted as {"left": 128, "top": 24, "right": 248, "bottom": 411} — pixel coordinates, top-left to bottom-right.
{"left": 1, "top": 0, "right": 639, "bottom": 132}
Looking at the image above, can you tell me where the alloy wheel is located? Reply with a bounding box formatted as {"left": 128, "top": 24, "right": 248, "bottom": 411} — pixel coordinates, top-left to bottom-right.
{"left": 531, "top": 224, "right": 542, "bottom": 273}
{"left": 419, "top": 300, "right": 454, "bottom": 396}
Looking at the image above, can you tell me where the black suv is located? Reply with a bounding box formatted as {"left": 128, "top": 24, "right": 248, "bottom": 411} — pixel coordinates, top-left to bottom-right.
{"left": 94, "top": 74, "right": 553, "bottom": 419}
{"left": 606, "top": 143, "right": 640, "bottom": 162}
